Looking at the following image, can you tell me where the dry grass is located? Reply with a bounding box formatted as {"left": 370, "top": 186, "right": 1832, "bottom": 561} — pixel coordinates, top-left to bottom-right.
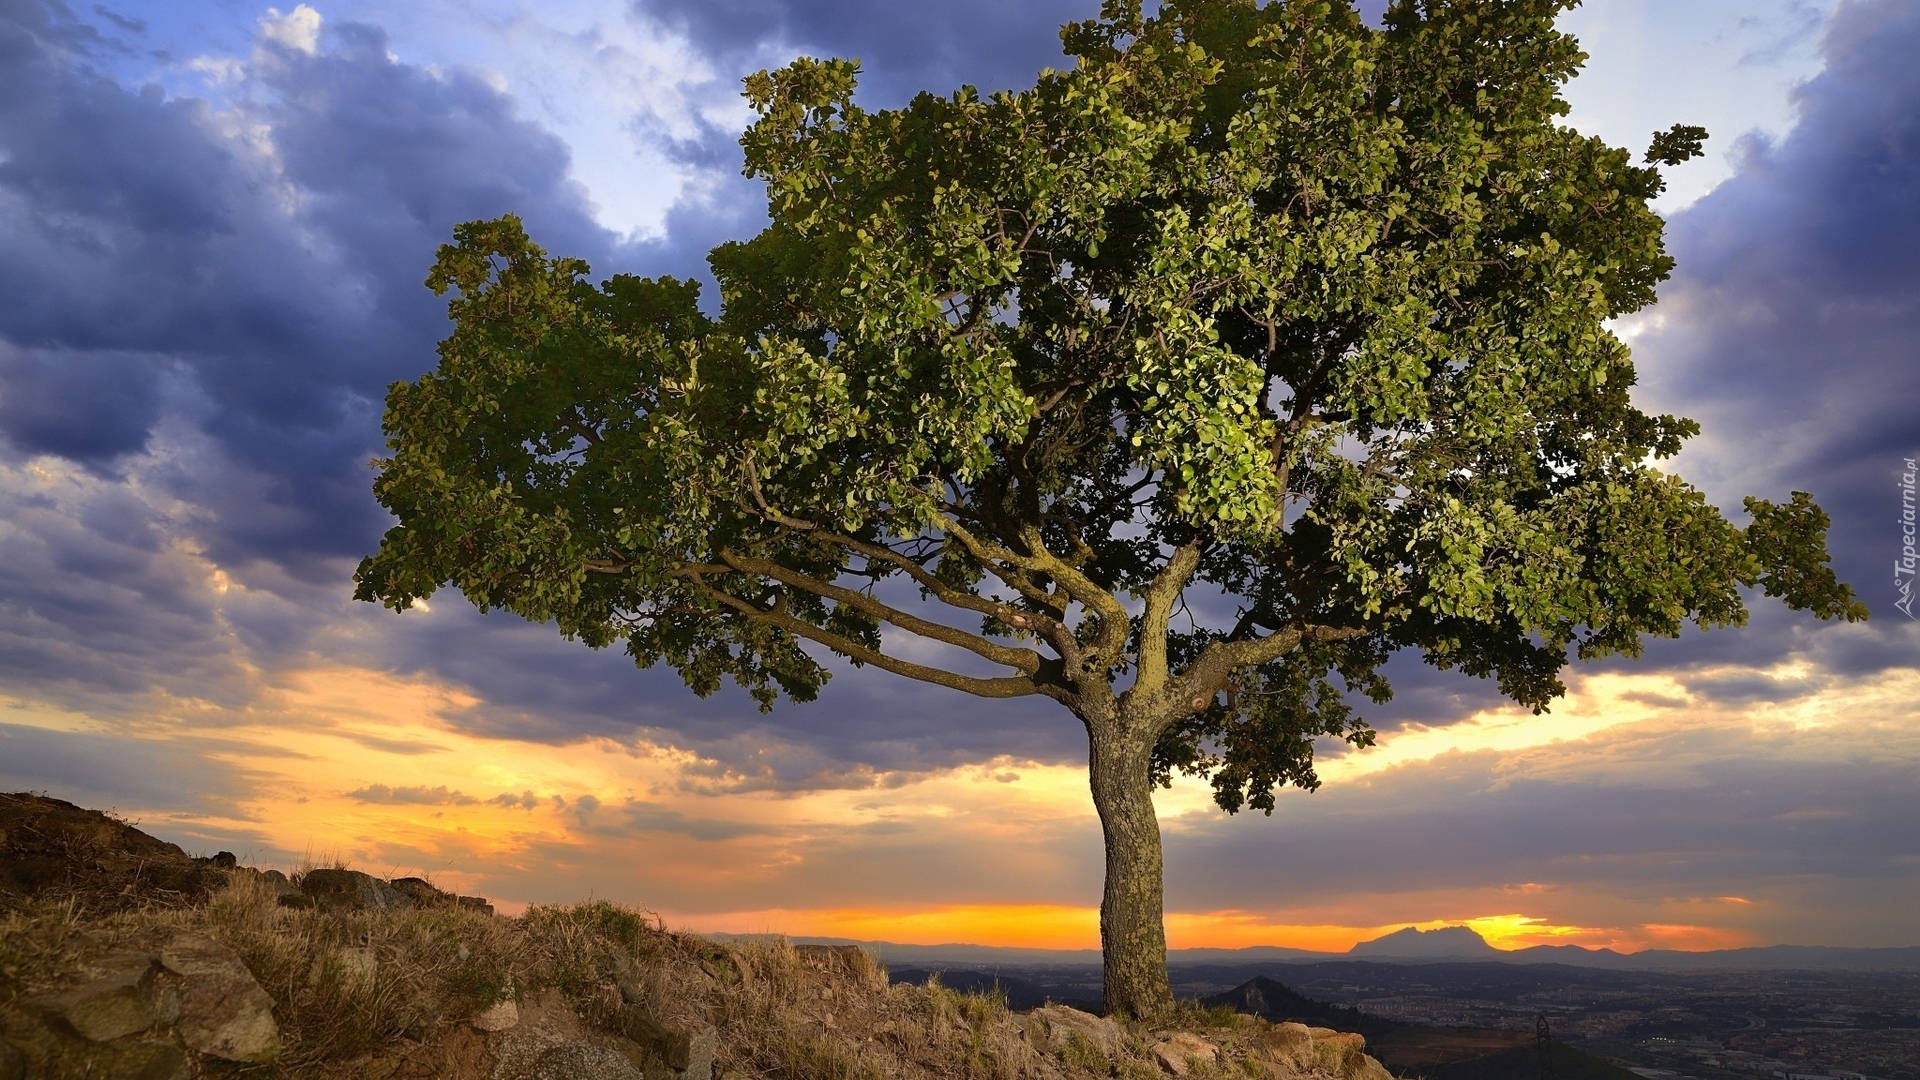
{"left": 0, "top": 872, "right": 1382, "bottom": 1080}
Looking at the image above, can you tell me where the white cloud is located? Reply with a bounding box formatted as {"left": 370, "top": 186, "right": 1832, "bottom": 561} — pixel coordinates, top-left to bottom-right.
{"left": 260, "top": 5, "right": 324, "bottom": 55}
{"left": 300, "top": 0, "right": 747, "bottom": 241}
{"left": 1558, "top": 0, "right": 1840, "bottom": 213}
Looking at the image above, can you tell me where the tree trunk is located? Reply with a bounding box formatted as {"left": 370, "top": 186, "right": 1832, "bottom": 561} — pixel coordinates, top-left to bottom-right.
{"left": 1088, "top": 721, "right": 1174, "bottom": 1019}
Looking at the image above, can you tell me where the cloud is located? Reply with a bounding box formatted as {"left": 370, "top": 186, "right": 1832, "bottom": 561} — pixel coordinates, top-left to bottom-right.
{"left": 637, "top": 0, "right": 1090, "bottom": 108}
{"left": 346, "top": 783, "right": 477, "bottom": 804}
{"left": 1628, "top": 0, "right": 1920, "bottom": 640}
{"left": 259, "top": 5, "right": 321, "bottom": 55}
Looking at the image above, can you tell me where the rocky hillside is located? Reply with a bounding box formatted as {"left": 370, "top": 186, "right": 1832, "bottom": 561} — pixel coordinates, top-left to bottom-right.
{"left": 0, "top": 792, "right": 1400, "bottom": 1080}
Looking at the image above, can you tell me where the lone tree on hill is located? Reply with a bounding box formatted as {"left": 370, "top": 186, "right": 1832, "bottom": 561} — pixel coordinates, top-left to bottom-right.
{"left": 356, "top": 0, "right": 1864, "bottom": 1017}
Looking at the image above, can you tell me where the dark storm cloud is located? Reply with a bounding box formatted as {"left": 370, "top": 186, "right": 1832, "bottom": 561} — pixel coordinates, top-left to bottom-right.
{"left": 0, "top": 1, "right": 620, "bottom": 568}
{"left": 0, "top": 1, "right": 628, "bottom": 700}
{"left": 1628, "top": 0, "right": 1920, "bottom": 652}
{"left": 0, "top": 347, "right": 166, "bottom": 465}
{"left": 638, "top": 0, "right": 1090, "bottom": 108}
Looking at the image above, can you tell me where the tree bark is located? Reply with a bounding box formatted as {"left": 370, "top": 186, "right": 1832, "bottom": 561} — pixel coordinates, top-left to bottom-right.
{"left": 1088, "top": 719, "right": 1175, "bottom": 1019}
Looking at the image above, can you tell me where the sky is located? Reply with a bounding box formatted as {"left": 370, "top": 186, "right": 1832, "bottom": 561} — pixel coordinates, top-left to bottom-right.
{"left": 0, "top": 0, "right": 1916, "bottom": 954}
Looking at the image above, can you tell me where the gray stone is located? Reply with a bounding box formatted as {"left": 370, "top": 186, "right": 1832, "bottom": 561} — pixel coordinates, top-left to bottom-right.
{"left": 1151, "top": 1031, "right": 1217, "bottom": 1076}
{"left": 160, "top": 932, "right": 280, "bottom": 1063}
{"left": 1027, "top": 1005, "right": 1124, "bottom": 1061}
{"left": 297, "top": 868, "right": 410, "bottom": 911}
{"left": 528, "top": 1042, "right": 646, "bottom": 1080}
{"left": 614, "top": 1007, "right": 715, "bottom": 1079}
{"left": 31, "top": 951, "right": 162, "bottom": 1041}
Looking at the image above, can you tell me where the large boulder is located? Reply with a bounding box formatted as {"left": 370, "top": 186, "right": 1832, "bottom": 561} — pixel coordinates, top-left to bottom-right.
{"left": 1151, "top": 1031, "right": 1219, "bottom": 1076}
{"left": 1254, "top": 1021, "right": 1313, "bottom": 1054}
{"left": 1025, "top": 1005, "right": 1125, "bottom": 1063}
{"left": 26, "top": 952, "right": 166, "bottom": 1042}
{"left": 613, "top": 1007, "right": 716, "bottom": 1080}
{"left": 295, "top": 868, "right": 410, "bottom": 912}
{"left": 159, "top": 933, "right": 280, "bottom": 1063}
{"left": 389, "top": 876, "right": 497, "bottom": 914}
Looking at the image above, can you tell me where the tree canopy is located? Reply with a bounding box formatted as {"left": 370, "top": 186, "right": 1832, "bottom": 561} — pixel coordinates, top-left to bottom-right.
{"left": 356, "top": 0, "right": 1864, "bottom": 1017}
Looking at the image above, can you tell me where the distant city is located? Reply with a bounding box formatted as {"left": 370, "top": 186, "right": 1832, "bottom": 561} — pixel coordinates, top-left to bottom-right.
{"left": 800, "top": 925, "right": 1920, "bottom": 1080}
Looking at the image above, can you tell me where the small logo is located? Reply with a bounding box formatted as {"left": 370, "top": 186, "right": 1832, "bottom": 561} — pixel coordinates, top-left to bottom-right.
{"left": 1899, "top": 457, "right": 1917, "bottom": 619}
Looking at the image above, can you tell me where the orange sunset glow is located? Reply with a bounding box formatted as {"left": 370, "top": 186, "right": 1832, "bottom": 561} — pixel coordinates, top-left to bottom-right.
{"left": 10, "top": 650, "right": 1901, "bottom": 955}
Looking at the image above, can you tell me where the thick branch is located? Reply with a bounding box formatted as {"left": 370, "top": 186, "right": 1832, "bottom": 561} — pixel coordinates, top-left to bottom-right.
{"left": 1158, "top": 623, "right": 1369, "bottom": 731}
{"left": 715, "top": 551, "right": 1047, "bottom": 676}
{"left": 815, "top": 531, "right": 1086, "bottom": 671}
{"left": 683, "top": 575, "right": 1048, "bottom": 700}
{"left": 1133, "top": 541, "right": 1203, "bottom": 698}
{"left": 940, "top": 514, "right": 1133, "bottom": 667}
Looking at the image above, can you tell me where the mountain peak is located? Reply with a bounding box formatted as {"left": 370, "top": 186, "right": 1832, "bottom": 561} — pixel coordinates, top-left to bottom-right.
{"left": 1349, "top": 925, "right": 1500, "bottom": 958}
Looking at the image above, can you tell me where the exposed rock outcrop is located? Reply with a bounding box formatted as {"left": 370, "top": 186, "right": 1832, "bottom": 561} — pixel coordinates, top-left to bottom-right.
{"left": 3, "top": 792, "right": 1411, "bottom": 1080}
{"left": 160, "top": 933, "right": 280, "bottom": 1063}
{"left": 1026, "top": 1004, "right": 1127, "bottom": 1063}
{"left": 1152, "top": 1030, "right": 1218, "bottom": 1075}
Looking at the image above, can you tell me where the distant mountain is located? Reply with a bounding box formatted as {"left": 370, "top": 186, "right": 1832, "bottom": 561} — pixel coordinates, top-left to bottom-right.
{"left": 750, "top": 934, "right": 1920, "bottom": 973}
{"left": 1350, "top": 926, "right": 1501, "bottom": 959}
{"left": 1504, "top": 942, "right": 1920, "bottom": 972}
{"left": 1200, "top": 976, "right": 1399, "bottom": 1039}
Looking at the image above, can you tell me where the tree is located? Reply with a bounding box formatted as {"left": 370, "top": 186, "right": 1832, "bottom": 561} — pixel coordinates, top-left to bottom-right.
{"left": 355, "top": 0, "right": 1865, "bottom": 1018}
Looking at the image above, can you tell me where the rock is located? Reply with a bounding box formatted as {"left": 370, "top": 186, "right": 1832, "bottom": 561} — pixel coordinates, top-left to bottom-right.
{"left": 297, "top": 868, "right": 410, "bottom": 911}
{"left": 1026, "top": 1004, "right": 1125, "bottom": 1062}
{"left": 474, "top": 999, "right": 521, "bottom": 1032}
{"left": 1311, "top": 1029, "right": 1367, "bottom": 1070}
{"left": 1151, "top": 1031, "right": 1218, "bottom": 1076}
{"left": 0, "top": 1038, "right": 24, "bottom": 1080}
{"left": 29, "top": 951, "right": 163, "bottom": 1041}
{"left": 614, "top": 1007, "right": 716, "bottom": 1080}
{"left": 160, "top": 932, "right": 280, "bottom": 1063}
{"left": 527, "top": 1042, "right": 646, "bottom": 1080}
{"left": 388, "top": 876, "right": 448, "bottom": 905}
{"left": 208, "top": 851, "right": 237, "bottom": 869}
{"left": 1252, "top": 1021, "right": 1313, "bottom": 1057}
{"left": 0, "top": 792, "right": 224, "bottom": 910}
{"left": 240, "top": 866, "right": 305, "bottom": 904}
